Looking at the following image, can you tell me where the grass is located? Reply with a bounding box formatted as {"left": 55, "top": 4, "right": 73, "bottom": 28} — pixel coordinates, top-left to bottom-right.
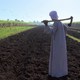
{"left": 66, "top": 34, "right": 80, "bottom": 42}
{"left": 0, "top": 26, "right": 33, "bottom": 39}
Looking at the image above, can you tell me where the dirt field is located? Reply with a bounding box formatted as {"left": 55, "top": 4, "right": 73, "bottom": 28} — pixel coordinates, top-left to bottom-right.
{"left": 0, "top": 27, "right": 80, "bottom": 80}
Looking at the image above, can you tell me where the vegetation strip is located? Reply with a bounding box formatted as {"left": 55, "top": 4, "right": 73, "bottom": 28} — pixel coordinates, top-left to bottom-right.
{"left": 68, "top": 28, "right": 80, "bottom": 33}
{"left": 66, "top": 34, "right": 80, "bottom": 42}
{"left": 0, "top": 26, "right": 33, "bottom": 39}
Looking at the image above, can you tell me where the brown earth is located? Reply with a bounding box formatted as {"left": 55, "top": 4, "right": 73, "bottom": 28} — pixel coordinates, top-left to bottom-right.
{"left": 0, "top": 27, "right": 80, "bottom": 80}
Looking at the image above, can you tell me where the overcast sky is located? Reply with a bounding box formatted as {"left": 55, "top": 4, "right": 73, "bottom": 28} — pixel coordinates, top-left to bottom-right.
{"left": 0, "top": 0, "right": 80, "bottom": 22}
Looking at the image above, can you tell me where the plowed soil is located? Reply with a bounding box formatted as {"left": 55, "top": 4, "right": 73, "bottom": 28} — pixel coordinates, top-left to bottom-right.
{"left": 0, "top": 27, "right": 80, "bottom": 80}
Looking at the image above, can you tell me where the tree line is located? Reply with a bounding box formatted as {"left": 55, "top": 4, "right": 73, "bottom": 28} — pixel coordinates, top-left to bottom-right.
{"left": 0, "top": 22, "right": 28, "bottom": 27}
{"left": 0, "top": 19, "right": 35, "bottom": 27}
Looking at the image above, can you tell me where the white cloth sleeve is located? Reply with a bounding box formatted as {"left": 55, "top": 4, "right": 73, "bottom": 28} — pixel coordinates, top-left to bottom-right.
{"left": 63, "top": 24, "right": 68, "bottom": 34}
{"left": 52, "top": 22, "right": 59, "bottom": 35}
{"left": 52, "top": 25, "right": 58, "bottom": 34}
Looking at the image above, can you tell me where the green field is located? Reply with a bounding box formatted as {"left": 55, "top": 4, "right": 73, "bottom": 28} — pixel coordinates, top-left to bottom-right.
{"left": 0, "top": 26, "right": 33, "bottom": 39}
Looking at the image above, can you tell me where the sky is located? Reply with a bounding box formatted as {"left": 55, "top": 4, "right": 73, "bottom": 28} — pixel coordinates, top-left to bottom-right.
{"left": 0, "top": 0, "right": 80, "bottom": 22}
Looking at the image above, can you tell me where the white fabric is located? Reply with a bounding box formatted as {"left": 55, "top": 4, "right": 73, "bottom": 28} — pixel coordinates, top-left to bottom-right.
{"left": 49, "top": 11, "right": 58, "bottom": 20}
{"left": 44, "top": 21, "right": 68, "bottom": 77}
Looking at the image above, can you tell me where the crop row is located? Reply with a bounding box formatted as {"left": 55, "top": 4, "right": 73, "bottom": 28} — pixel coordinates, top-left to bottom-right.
{"left": 67, "top": 28, "right": 80, "bottom": 39}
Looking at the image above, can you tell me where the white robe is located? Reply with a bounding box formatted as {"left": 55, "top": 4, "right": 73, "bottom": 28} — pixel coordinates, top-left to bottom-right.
{"left": 44, "top": 21, "right": 68, "bottom": 77}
